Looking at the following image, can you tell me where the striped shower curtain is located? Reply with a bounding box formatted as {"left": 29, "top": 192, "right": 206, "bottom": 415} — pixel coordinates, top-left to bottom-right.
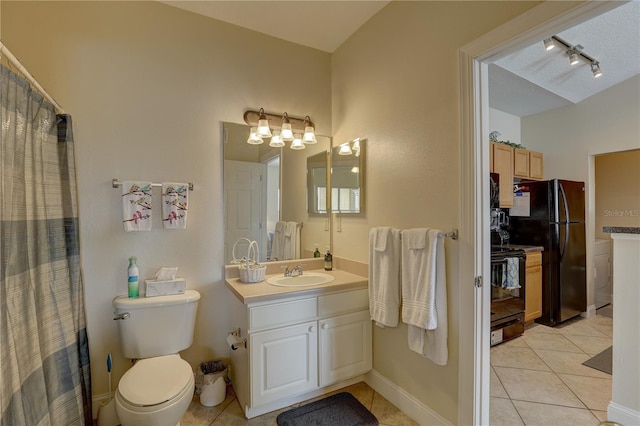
{"left": 1, "top": 65, "right": 92, "bottom": 424}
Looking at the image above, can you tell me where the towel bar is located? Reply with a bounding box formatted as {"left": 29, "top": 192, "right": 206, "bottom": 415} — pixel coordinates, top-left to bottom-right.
{"left": 112, "top": 178, "right": 194, "bottom": 191}
{"left": 399, "top": 229, "right": 458, "bottom": 240}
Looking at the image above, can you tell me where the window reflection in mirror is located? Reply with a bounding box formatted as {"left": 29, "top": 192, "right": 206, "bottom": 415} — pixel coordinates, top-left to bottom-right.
{"left": 307, "top": 151, "right": 329, "bottom": 215}
{"left": 223, "top": 122, "right": 331, "bottom": 264}
{"left": 331, "top": 139, "right": 365, "bottom": 215}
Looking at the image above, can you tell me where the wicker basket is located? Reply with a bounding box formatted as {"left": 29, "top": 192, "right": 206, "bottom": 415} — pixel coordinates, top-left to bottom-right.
{"left": 238, "top": 240, "right": 266, "bottom": 283}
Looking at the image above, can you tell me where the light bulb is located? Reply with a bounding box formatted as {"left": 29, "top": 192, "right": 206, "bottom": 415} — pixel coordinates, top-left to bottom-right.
{"left": 290, "top": 134, "right": 305, "bottom": 150}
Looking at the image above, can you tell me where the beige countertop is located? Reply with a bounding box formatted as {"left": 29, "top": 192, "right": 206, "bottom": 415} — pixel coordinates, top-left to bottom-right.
{"left": 225, "top": 268, "right": 369, "bottom": 304}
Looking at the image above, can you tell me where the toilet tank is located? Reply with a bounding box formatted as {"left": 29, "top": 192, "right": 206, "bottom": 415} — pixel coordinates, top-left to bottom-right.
{"left": 113, "top": 290, "right": 200, "bottom": 359}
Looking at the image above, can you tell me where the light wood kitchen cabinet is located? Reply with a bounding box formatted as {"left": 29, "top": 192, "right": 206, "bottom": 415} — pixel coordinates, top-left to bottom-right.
{"left": 524, "top": 251, "right": 543, "bottom": 322}
{"left": 491, "top": 142, "right": 514, "bottom": 208}
{"left": 514, "top": 148, "right": 544, "bottom": 181}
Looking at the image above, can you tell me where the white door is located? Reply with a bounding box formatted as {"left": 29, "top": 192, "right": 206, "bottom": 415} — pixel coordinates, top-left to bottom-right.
{"left": 250, "top": 321, "right": 318, "bottom": 407}
{"left": 224, "top": 160, "right": 265, "bottom": 264}
{"left": 319, "top": 310, "right": 372, "bottom": 387}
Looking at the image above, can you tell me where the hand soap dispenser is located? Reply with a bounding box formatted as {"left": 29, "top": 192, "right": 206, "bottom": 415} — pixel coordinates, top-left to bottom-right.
{"left": 324, "top": 247, "right": 332, "bottom": 271}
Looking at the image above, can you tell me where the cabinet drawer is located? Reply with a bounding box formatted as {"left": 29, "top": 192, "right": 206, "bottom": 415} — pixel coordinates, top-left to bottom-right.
{"left": 249, "top": 298, "right": 317, "bottom": 331}
{"left": 318, "top": 288, "right": 369, "bottom": 318}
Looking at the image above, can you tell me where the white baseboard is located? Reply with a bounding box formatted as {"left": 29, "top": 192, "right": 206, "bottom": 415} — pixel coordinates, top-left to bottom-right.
{"left": 608, "top": 401, "right": 640, "bottom": 425}
{"left": 364, "top": 370, "right": 452, "bottom": 426}
{"left": 581, "top": 304, "right": 596, "bottom": 318}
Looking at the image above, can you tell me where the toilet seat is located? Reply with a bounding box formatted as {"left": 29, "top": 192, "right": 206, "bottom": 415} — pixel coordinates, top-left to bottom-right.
{"left": 117, "top": 354, "right": 192, "bottom": 407}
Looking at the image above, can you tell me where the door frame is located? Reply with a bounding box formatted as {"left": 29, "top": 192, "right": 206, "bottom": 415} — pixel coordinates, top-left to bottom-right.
{"left": 458, "top": 2, "right": 623, "bottom": 424}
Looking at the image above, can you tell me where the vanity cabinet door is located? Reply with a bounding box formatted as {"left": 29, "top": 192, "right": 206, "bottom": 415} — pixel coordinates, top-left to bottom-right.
{"left": 250, "top": 321, "right": 318, "bottom": 407}
{"left": 319, "top": 310, "right": 372, "bottom": 387}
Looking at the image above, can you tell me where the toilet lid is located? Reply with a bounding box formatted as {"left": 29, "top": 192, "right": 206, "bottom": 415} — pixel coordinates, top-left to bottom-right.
{"left": 118, "top": 355, "right": 192, "bottom": 407}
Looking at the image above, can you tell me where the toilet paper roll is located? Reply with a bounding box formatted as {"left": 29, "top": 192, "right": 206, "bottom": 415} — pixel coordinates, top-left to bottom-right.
{"left": 226, "top": 333, "right": 244, "bottom": 350}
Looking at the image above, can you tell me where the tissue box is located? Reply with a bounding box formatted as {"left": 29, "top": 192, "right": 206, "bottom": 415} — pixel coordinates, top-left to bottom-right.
{"left": 145, "top": 278, "right": 186, "bottom": 297}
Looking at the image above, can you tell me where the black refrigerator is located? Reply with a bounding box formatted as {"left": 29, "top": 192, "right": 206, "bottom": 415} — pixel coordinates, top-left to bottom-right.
{"left": 508, "top": 179, "right": 587, "bottom": 326}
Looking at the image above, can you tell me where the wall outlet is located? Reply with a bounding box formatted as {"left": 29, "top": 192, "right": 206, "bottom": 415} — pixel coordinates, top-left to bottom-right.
{"left": 491, "top": 329, "right": 503, "bottom": 345}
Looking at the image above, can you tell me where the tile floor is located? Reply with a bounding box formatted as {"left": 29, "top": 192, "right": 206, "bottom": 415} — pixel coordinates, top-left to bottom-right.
{"left": 490, "top": 306, "right": 614, "bottom": 426}
{"left": 182, "top": 307, "right": 613, "bottom": 426}
{"left": 181, "top": 381, "right": 417, "bottom": 425}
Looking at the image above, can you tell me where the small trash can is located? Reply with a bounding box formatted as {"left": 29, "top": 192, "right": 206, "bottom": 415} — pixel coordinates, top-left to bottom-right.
{"left": 198, "top": 360, "right": 228, "bottom": 407}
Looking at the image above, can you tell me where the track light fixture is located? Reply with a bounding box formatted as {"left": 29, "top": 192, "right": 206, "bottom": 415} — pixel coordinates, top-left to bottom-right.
{"left": 543, "top": 35, "right": 602, "bottom": 78}
{"left": 243, "top": 109, "right": 317, "bottom": 150}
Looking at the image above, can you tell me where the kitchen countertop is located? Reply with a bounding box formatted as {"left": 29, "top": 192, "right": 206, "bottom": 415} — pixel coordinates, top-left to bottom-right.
{"left": 603, "top": 226, "right": 640, "bottom": 234}
{"left": 225, "top": 268, "right": 368, "bottom": 304}
{"left": 492, "top": 244, "right": 544, "bottom": 252}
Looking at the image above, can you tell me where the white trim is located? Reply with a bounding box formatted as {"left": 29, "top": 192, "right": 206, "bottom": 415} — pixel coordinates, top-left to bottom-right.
{"left": 581, "top": 304, "right": 597, "bottom": 318}
{"left": 458, "top": 1, "right": 626, "bottom": 424}
{"left": 608, "top": 401, "right": 640, "bottom": 425}
{"left": 364, "top": 370, "right": 452, "bottom": 426}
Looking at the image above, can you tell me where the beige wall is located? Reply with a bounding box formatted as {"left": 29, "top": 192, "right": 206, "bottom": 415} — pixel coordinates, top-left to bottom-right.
{"left": 522, "top": 75, "right": 640, "bottom": 308}
{"left": 331, "top": 2, "right": 538, "bottom": 422}
{"left": 595, "top": 150, "right": 640, "bottom": 239}
{"left": 2, "top": 0, "right": 331, "bottom": 398}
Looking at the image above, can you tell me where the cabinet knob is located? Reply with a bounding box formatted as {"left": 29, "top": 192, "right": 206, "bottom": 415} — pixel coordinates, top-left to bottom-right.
{"left": 308, "top": 326, "right": 315, "bottom": 332}
{"left": 321, "top": 323, "right": 329, "bottom": 329}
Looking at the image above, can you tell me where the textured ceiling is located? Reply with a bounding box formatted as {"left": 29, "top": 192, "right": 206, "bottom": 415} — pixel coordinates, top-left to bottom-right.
{"left": 163, "top": 1, "right": 640, "bottom": 117}
{"left": 491, "top": 1, "right": 640, "bottom": 116}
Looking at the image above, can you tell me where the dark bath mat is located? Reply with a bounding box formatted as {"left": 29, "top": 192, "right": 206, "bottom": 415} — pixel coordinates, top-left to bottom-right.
{"left": 582, "top": 346, "right": 612, "bottom": 375}
{"left": 276, "top": 392, "right": 378, "bottom": 426}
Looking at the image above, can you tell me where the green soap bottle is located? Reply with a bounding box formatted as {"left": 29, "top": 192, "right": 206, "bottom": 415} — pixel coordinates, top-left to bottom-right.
{"left": 314, "top": 244, "right": 321, "bottom": 258}
{"left": 324, "top": 248, "right": 333, "bottom": 271}
{"left": 127, "top": 257, "right": 139, "bottom": 298}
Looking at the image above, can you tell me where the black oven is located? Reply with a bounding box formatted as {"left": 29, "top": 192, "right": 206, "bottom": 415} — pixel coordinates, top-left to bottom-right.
{"left": 490, "top": 247, "right": 526, "bottom": 346}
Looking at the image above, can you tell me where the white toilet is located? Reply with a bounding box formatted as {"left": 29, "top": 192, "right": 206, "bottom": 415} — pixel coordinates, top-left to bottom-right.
{"left": 112, "top": 290, "right": 200, "bottom": 426}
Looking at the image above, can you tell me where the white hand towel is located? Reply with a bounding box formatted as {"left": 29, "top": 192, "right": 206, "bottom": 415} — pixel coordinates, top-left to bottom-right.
{"left": 368, "top": 227, "right": 401, "bottom": 328}
{"left": 271, "top": 221, "right": 286, "bottom": 260}
{"left": 405, "top": 229, "right": 448, "bottom": 365}
{"left": 162, "top": 183, "right": 189, "bottom": 229}
{"left": 282, "top": 221, "right": 299, "bottom": 260}
{"left": 401, "top": 228, "right": 438, "bottom": 330}
{"left": 122, "top": 181, "right": 152, "bottom": 232}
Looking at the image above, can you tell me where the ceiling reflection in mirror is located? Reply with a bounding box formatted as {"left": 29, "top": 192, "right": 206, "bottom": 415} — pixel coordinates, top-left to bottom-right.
{"left": 331, "top": 139, "right": 365, "bottom": 215}
{"left": 223, "top": 122, "right": 331, "bottom": 264}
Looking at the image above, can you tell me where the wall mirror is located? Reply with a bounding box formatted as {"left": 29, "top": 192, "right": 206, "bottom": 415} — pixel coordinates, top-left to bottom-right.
{"left": 223, "top": 121, "right": 331, "bottom": 264}
{"left": 331, "top": 139, "right": 365, "bottom": 215}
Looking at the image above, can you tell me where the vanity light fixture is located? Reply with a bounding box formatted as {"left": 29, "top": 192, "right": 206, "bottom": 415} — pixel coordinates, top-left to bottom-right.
{"left": 302, "top": 116, "right": 317, "bottom": 144}
{"left": 269, "top": 130, "right": 284, "bottom": 147}
{"left": 338, "top": 142, "right": 353, "bottom": 156}
{"left": 256, "top": 108, "right": 272, "bottom": 138}
{"left": 247, "top": 127, "right": 263, "bottom": 145}
{"left": 290, "top": 134, "right": 305, "bottom": 150}
{"left": 280, "top": 113, "right": 294, "bottom": 142}
{"left": 243, "top": 109, "right": 317, "bottom": 149}
{"left": 543, "top": 35, "right": 602, "bottom": 78}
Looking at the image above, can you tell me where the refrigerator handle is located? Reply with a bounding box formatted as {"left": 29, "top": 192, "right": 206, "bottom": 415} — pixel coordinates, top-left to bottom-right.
{"left": 559, "top": 182, "right": 570, "bottom": 223}
{"left": 558, "top": 183, "right": 570, "bottom": 261}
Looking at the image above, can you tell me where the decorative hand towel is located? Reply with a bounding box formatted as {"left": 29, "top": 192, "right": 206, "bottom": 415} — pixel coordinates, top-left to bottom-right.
{"left": 122, "top": 181, "right": 152, "bottom": 232}
{"left": 402, "top": 228, "right": 448, "bottom": 365}
{"left": 162, "top": 183, "right": 189, "bottom": 229}
{"left": 502, "top": 257, "right": 521, "bottom": 289}
{"left": 283, "top": 222, "right": 300, "bottom": 260}
{"left": 368, "top": 227, "right": 401, "bottom": 328}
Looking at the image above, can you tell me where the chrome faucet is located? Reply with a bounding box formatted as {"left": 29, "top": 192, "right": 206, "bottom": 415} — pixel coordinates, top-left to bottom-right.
{"left": 282, "top": 264, "right": 304, "bottom": 277}
{"left": 291, "top": 264, "right": 304, "bottom": 277}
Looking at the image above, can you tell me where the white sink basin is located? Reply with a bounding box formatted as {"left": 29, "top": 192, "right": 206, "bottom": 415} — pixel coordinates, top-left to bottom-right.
{"left": 266, "top": 272, "right": 335, "bottom": 287}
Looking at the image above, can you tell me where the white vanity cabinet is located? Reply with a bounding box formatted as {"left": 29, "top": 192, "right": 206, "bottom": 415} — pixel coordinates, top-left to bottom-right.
{"left": 228, "top": 286, "right": 372, "bottom": 419}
